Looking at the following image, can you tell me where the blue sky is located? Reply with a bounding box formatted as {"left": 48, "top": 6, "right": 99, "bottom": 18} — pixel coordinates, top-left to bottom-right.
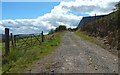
{"left": 1, "top": 0, "right": 118, "bottom": 34}
{"left": 2, "top": 0, "right": 75, "bottom": 2}
{"left": 2, "top": 2, "right": 60, "bottom": 20}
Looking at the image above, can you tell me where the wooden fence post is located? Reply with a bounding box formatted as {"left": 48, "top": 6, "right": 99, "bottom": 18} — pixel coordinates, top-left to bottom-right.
{"left": 41, "top": 31, "right": 44, "bottom": 42}
{"left": 10, "top": 33, "right": 15, "bottom": 49}
{"left": 5, "top": 28, "right": 10, "bottom": 56}
{"left": 14, "top": 35, "right": 16, "bottom": 48}
{"left": 31, "top": 35, "right": 32, "bottom": 46}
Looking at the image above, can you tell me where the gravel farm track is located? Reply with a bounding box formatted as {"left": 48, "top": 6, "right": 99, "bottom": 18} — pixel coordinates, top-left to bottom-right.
{"left": 26, "top": 31, "right": 118, "bottom": 74}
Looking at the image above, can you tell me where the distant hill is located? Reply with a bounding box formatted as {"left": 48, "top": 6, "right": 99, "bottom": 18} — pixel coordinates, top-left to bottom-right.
{"left": 0, "top": 33, "right": 41, "bottom": 42}
{"left": 0, "top": 34, "right": 5, "bottom": 42}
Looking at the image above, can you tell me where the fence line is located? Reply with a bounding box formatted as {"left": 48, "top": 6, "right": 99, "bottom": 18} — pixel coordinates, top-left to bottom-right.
{"left": 14, "top": 34, "right": 42, "bottom": 49}
{"left": 10, "top": 33, "right": 15, "bottom": 49}
{"left": 4, "top": 28, "right": 49, "bottom": 56}
{"left": 41, "top": 31, "right": 44, "bottom": 42}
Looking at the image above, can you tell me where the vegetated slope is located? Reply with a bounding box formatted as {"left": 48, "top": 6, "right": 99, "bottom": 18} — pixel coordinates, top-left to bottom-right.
{"left": 77, "top": 12, "right": 119, "bottom": 51}
{"left": 77, "top": 15, "right": 107, "bottom": 28}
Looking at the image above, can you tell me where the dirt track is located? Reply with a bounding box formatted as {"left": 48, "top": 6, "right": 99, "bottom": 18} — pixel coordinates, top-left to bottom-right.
{"left": 26, "top": 31, "right": 118, "bottom": 73}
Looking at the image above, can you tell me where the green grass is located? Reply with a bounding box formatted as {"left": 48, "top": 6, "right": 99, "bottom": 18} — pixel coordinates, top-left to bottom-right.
{"left": 0, "top": 43, "right": 2, "bottom": 52}
{"left": 0, "top": 43, "right": 2, "bottom": 75}
{"left": 2, "top": 32, "right": 63, "bottom": 74}
{"left": 75, "top": 31, "right": 98, "bottom": 44}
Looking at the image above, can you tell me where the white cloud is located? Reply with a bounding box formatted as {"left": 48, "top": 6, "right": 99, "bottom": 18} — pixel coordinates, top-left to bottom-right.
{"left": 1, "top": 0, "right": 119, "bottom": 34}
{"left": 60, "top": 0, "right": 119, "bottom": 15}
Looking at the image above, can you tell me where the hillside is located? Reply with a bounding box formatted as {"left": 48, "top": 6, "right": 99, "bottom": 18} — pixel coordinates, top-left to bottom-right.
{"left": 77, "top": 14, "right": 107, "bottom": 28}
{"left": 0, "top": 33, "right": 42, "bottom": 42}
{"left": 77, "top": 11, "right": 119, "bottom": 51}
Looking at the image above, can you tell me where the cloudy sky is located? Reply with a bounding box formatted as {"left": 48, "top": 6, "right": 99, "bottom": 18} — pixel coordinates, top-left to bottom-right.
{"left": 0, "top": 0, "right": 119, "bottom": 34}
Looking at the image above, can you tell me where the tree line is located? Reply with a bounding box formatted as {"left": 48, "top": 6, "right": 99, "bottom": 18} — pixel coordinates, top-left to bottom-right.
{"left": 49, "top": 25, "right": 77, "bottom": 34}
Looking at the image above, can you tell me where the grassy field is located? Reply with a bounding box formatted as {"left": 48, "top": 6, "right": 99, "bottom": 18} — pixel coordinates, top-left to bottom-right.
{"left": 0, "top": 43, "right": 2, "bottom": 75}
{"left": 0, "top": 43, "right": 2, "bottom": 56}
{"left": 2, "top": 31, "right": 64, "bottom": 74}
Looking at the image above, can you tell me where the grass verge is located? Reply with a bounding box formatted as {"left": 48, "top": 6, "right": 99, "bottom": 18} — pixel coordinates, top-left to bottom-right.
{"left": 75, "top": 31, "right": 118, "bottom": 56}
{"left": 75, "top": 31, "right": 98, "bottom": 44}
{"left": 2, "top": 32, "right": 64, "bottom": 74}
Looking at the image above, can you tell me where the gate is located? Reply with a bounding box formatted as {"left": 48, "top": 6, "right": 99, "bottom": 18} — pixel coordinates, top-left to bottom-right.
{"left": 13, "top": 33, "right": 42, "bottom": 49}
{"left": 4, "top": 28, "right": 45, "bottom": 55}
